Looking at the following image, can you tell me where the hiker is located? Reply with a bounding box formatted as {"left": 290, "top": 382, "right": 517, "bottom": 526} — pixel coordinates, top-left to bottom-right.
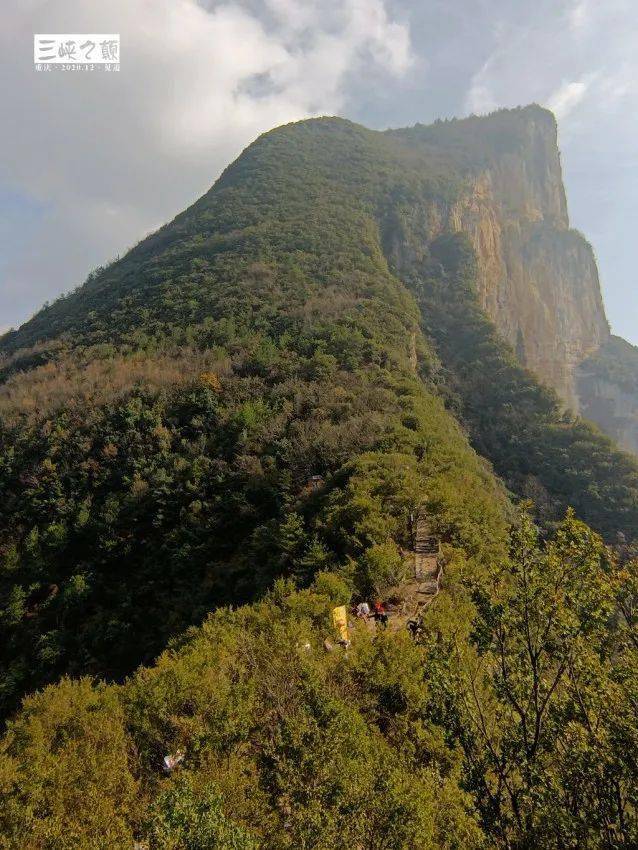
{"left": 373, "top": 600, "right": 388, "bottom": 627}
{"left": 407, "top": 619, "right": 421, "bottom": 638}
{"left": 355, "top": 600, "right": 371, "bottom": 619}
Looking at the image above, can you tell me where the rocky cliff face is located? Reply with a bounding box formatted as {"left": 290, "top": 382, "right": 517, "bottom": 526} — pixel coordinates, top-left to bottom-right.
{"left": 386, "top": 108, "right": 638, "bottom": 449}
{"left": 434, "top": 108, "right": 609, "bottom": 410}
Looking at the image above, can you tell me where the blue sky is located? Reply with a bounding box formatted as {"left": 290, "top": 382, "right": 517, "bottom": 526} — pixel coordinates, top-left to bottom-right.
{"left": 1, "top": 0, "right": 637, "bottom": 344}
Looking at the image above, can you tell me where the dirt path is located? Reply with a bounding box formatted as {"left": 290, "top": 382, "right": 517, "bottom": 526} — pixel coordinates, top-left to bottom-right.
{"left": 384, "top": 511, "right": 442, "bottom": 632}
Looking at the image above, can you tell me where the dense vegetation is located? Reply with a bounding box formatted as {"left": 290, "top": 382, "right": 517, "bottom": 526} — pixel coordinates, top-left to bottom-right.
{"left": 0, "top": 336, "right": 507, "bottom": 719}
{"left": 394, "top": 231, "right": 638, "bottom": 539}
{"left": 2, "top": 512, "right": 638, "bottom": 848}
{"left": 0, "top": 118, "right": 507, "bottom": 720}
{"left": 1, "top": 108, "right": 638, "bottom": 847}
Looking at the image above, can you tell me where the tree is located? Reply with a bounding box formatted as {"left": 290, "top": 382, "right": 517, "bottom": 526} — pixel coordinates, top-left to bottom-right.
{"left": 0, "top": 678, "right": 136, "bottom": 849}
{"left": 457, "top": 510, "right": 633, "bottom": 848}
{"left": 147, "top": 775, "right": 259, "bottom": 850}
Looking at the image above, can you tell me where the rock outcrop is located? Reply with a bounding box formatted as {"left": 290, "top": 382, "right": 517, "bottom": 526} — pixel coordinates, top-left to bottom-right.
{"left": 388, "top": 107, "right": 638, "bottom": 450}
{"left": 449, "top": 176, "right": 609, "bottom": 410}
{"left": 430, "top": 107, "right": 609, "bottom": 410}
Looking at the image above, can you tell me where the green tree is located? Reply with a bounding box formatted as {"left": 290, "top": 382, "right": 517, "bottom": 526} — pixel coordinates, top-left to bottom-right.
{"left": 458, "top": 511, "right": 632, "bottom": 847}
{"left": 0, "top": 678, "right": 136, "bottom": 849}
{"left": 147, "top": 775, "right": 259, "bottom": 850}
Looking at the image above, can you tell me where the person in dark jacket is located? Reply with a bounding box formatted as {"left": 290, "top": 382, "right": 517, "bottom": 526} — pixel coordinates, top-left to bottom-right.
{"left": 373, "top": 600, "right": 388, "bottom": 627}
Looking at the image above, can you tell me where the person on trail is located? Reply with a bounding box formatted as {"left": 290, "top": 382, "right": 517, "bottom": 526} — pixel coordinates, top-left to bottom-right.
{"left": 355, "top": 601, "right": 371, "bottom": 619}
{"left": 373, "top": 600, "right": 388, "bottom": 627}
{"left": 407, "top": 619, "right": 421, "bottom": 638}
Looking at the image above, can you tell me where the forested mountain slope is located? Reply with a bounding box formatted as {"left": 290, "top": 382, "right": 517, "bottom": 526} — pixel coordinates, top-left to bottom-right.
{"left": 0, "top": 117, "right": 513, "bottom": 721}
{"left": 1, "top": 108, "right": 638, "bottom": 848}
{"left": 0, "top": 110, "right": 637, "bottom": 717}
{"left": 577, "top": 335, "right": 638, "bottom": 454}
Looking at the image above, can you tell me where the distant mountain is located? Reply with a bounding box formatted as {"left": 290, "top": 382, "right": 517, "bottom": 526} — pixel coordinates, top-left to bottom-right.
{"left": 577, "top": 334, "right": 638, "bottom": 453}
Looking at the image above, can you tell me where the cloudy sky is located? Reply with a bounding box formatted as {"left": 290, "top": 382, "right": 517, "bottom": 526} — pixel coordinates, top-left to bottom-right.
{"left": 1, "top": 0, "right": 637, "bottom": 343}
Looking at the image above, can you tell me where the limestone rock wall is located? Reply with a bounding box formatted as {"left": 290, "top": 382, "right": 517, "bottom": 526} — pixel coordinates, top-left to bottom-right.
{"left": 387, "top": 107, "right": 619, "bottom": 425}
{"left": 450, "top": 170, "right": 609, "bottom": 409}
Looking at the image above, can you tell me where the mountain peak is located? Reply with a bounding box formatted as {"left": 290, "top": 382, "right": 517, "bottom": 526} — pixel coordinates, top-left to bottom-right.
{"left": 2, "top": 101, "right": 638, "bottom": 846}
{"left": 0, "top": 106, "right": 630, "bottom": 450}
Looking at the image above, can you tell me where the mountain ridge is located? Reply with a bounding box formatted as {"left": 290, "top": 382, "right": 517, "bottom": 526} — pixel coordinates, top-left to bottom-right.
{"left": 2, "top": 105, "right": 638, "bottom": 848}
{"left": 0, "top": 105, "right": 637, "bottom": 713}
{"left": 3, "top": 105, "right": 634, "bottom": 452}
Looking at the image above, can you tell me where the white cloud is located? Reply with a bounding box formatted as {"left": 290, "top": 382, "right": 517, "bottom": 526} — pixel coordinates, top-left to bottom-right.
{"left": 465, "top": 59, "right": 498, "bottom": 115}
{"left": 568, "top": 0, "right": 591, "bottom": 32}
{"left": 546, "top": 76, "right": 595, "bottom": 119}
{"left": 0, "top": 0, "right": 412, "bottom": 329}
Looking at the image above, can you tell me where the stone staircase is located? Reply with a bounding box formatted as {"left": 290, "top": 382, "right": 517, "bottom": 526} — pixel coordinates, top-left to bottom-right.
{"left": 384, "top": 510, "right": 442, "bottom": 631}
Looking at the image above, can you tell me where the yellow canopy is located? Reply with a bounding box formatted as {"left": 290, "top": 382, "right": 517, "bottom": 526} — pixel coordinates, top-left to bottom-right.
{"left": 332, "top": 605, "right": 349, "bottom": 643}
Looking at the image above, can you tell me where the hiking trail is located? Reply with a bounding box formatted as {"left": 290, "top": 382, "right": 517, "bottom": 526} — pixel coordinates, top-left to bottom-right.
{"left": 360, "top": 509, "right": 443, "bottom": 634}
